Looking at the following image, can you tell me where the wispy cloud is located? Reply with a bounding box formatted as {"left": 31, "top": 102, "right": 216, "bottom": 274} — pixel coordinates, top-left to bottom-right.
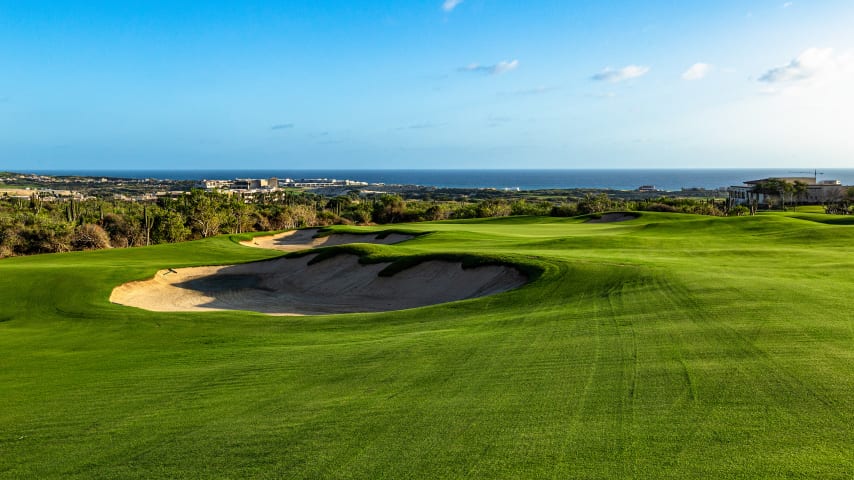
{"left": 591, "top": 65, "right": 650, "bottom": 82}
{"left": 459, "top": 60, "right": 519, "bottom": 75}
{"left": 758, "top": 48, "right": 854, "bottom": 96}
{"left": 271, "top": 123, "right": 295, "bottom": 130}
{"left": 442, "top": 0, "right": 463, "bottom": 12}
{"left": 782, "top": 2, "right": 794, "bottom": 8}
{"left": 682, "top": 63, "right": 713, "bottom": 81}
{"left": 759, "top": 48, "right": 839, "bottom": 83}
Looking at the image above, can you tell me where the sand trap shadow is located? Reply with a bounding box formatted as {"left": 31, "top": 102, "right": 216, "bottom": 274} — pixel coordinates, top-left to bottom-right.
{"left": 586, "top": 213, "right": 639, "bottom": 224}
{"left": 110, "top": 254, "right": 527, "bottom": 316}
{"left": 241, "top": 229, "right": 414, "bottom": 252}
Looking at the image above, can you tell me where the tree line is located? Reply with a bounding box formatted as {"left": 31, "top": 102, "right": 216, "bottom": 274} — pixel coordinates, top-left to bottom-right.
{"left": 0, "top": 189, "right": 744, "bottom": 257}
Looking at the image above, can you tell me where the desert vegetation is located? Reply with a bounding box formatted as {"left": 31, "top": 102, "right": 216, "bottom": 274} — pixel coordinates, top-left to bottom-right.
{"left": 0, "top": 188, "right": 754, "bottom": 258}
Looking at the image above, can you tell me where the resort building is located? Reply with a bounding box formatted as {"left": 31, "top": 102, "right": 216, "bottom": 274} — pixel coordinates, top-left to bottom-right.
{"left": 728, "top": 176, "right": 849, "bottom": 206}
{"left": 199, "top": 176, "right": 368, "bottom": 193}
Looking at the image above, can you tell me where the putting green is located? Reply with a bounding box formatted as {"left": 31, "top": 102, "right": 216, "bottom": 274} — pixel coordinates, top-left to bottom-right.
{"left": 0, "top": 212, "right": 851, "bottom": 479}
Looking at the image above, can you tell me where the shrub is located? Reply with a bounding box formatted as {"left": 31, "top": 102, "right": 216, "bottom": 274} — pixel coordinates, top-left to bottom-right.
{"left": 644, "top": 203, "right": 679, "bottom": 213}
{"left": 728, "top": 205, "right": 750, "bottom": 216}
{"left": 550, "top": 204, "right": 579, "bottom": 217}
{"left": 71, "top": 224, "right": 111, "bottom": 250}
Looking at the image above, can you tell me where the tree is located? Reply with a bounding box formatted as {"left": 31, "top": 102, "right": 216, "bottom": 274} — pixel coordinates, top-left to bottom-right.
{"left": 343, "top": 202, "right": 373, "bottom": 224}
{"left": 194, "top": 206, "right": 222, "bottom": 238}
{"left": 792, "top": 181, "right": 809, "bottom": 210}
{"left": 577, "top": 193, "right": 611, "bottom": 214}
{"left": 476, "top": 199, "right": 512, "bottom": 218}
{"left": 780, "top": 181, "right": 794, "bottom": 210}
{"left": 290, "top": 204, "right": 318, "bottom": 227}
{"left": 226, "top": 197, "right": 252, "bottom": 234}
{"left": 154, "top": 210, "right": 190, "bottom": 243}
{"left": 372, "top": 194, "right": 406, "bottom": 223}
{"left": 751, "top": 180, "right": 789, "bottom": 210}
{"left": 142, "top": 204, "right": 156, "bottom": 245}
{"left": 187, "top": 190, "right": 224, "bottom": 238}
{"left": 424, "top": 204, "right": 449, "bottom": 221}
{"left": 326, "top": 196, "right": 352, "bottom": 217}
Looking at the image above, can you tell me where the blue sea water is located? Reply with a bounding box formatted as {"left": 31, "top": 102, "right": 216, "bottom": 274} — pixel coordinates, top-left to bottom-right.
{"left": 30, "top": 169, "right": 854, "bottom": 191}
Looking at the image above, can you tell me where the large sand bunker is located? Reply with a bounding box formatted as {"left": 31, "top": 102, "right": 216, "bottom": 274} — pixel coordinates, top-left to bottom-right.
{"left": 241, "top": 229, "right": 414, "bottom": 252}
{"left": 110, "top": 254, "right": 527, "bottom": 315}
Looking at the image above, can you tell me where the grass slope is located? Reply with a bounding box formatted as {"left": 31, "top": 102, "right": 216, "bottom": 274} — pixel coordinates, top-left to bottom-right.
{"left": 0, "top": 213, "right": 852, "bottom": 479}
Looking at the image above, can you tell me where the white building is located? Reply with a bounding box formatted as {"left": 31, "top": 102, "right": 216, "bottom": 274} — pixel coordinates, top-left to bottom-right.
{"left": 728, "top": 177, "right": 848, "bottom": 206}
{"left": 201, "top": 179, "right": 231, "bottom": 190}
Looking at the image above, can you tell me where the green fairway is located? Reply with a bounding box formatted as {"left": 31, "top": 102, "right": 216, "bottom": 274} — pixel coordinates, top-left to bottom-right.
{"left": 1, "top": 213, "right": 852, "bottom": 479}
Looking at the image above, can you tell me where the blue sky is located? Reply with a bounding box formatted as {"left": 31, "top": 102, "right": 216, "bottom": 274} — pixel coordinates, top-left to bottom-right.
{"left": 1, "top": 0, "right": 853, "bottom": 169}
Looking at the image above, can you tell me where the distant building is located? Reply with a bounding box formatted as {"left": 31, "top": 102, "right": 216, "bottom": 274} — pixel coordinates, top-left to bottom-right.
{"left": 200, "top": 176, "right": 367, "bottom": 193}
{"left": 201, "top": 179, "right": 230, "bottom": 190}
{"left": 728, "top": 176, "right": 849, "bottom": 206}
{"left": 231, "top": 180, "right": 251, "bottom": 191}
{"left": 637, "top": 185, "right": 658, "bottom": 192}
{"left": 248, "top": 179, "right": 267, "bottom": 189}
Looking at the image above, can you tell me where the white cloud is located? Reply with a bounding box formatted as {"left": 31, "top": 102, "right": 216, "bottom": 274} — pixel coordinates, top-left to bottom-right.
{"left": 682, "top": 63, "right": 713, "bottom": 81}
{"left": 782, "top": 2, "right": 794, "bottom": 8}
{"left": 492, "top": 60, "right": 519, "bottom": 75}
{"left": 759, "top": 48, "right": 851, "bottom": 86}
{"left": 666, "top": 47, "right": 854, "bottom": 161}
{"left": 591, "top": 65, "right": 650, "bottom": 83}
{"left": 442, "top": 0, "right": 463, "bottom": 12}
{"left": 460, "top": 60, "right": 519, "bottom": 75}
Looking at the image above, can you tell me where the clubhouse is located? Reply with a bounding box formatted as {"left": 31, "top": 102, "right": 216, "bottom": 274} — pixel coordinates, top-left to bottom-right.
{"left": 728, "top": 176, "right": 848, "bottom": 206}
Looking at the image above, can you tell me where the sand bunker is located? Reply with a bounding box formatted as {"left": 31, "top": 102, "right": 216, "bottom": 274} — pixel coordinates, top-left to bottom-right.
{"left": 587, "top": 213, "right": 638, "bottom": 224}
{"left": 110, "top": 254, "right": 527, "bottom": 315}
{"left": 241, "top": 229, "right": 414, "bottom": 252}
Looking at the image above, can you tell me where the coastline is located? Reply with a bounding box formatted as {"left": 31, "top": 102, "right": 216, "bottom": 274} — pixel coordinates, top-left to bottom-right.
{"left": 26, "top": 168, "right": 854, "bottom": 191}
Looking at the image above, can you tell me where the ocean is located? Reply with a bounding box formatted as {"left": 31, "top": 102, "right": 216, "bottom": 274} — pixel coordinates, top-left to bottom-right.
{"left": 29, "top": 169, "right": 854, "bottom": 191}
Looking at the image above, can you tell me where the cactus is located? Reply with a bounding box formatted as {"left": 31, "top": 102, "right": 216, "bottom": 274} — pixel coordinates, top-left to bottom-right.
{"left": 143, "top": 205, "right": 155, "bottom": 245}
{"left": 65, "top": 199, "right": 81, "bottom": 224}
{"left": 29, "top": 194, "right": 43, "bottom": 215}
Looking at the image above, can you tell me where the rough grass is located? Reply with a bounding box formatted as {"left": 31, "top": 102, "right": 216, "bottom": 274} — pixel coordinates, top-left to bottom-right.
{"left": 0, "top": 213, "right": 852, "bottom": 479}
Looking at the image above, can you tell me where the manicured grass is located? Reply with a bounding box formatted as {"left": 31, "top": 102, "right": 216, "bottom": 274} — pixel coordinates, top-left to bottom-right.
{"left": 0, "top": 213, "right": 852, "bottom": 479}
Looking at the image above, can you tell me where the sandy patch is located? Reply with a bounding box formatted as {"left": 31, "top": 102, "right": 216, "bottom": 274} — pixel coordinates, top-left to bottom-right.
{"left": 587, "top": 213, "right": 638, "bottom": 224}
{"left": 110, "top": 254, "right": 527, "bottom": 315}
{"left": 241, "top": 229, "right": 414, "bottom": 251}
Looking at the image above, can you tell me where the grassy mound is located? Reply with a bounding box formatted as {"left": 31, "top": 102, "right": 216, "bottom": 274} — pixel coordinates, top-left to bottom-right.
{"left": 0, "top": 213, "right": 852, "bottom": 479}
